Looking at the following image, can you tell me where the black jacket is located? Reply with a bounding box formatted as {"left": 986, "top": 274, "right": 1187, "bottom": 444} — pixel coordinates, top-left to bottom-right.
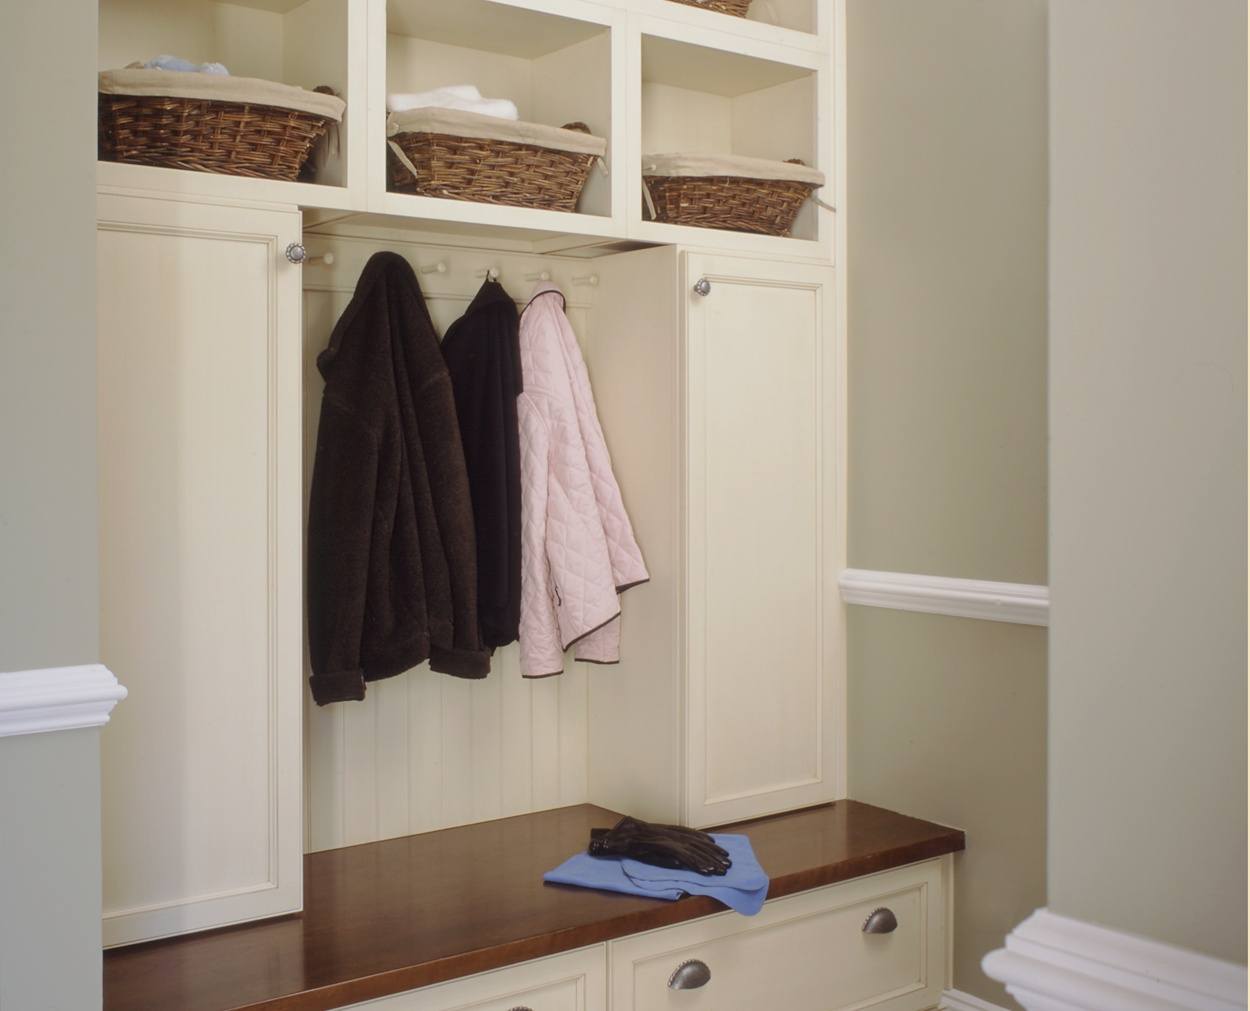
{"left": 307, "top": 252, "right": 489, "bottom": 705}
{"left": 441, "top": 280, "right": 523, "bottom": 648}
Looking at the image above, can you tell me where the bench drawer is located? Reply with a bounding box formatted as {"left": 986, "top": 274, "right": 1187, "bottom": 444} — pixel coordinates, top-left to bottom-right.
{"left": 609, "top": 860, "right": 947, "bottom": 1011}
{"left": 345, "top": 945, "right": 606, "bottom": 1011}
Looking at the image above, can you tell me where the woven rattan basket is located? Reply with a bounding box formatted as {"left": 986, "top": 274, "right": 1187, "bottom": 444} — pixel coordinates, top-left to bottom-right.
{"left": 98, "top": 70, "right": 346, "bottom": 181}
{"left": 643, "top": 153, "right": 826, "bottom": 236}
{"left": 387, "top": 107, "right": 606, "bottom": 212}
{"left": 666, "top": 0, "right": 752, "bottom": 16}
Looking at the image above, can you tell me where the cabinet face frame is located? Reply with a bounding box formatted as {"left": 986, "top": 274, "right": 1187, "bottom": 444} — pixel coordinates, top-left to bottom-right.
{"left": 97, "top": 190, "right": 305, "bottom": 946}
{"left": 680, "top": 250, "right": 845, "bottom": 827}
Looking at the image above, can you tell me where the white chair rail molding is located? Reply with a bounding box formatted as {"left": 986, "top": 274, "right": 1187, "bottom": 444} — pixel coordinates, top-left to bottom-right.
{"left": 982, "top": 909, "right": 1248, "bottom": 1011}
{"left": 838, "top": 568, "right": 1049, "bottom": 627}
{"left": 0, "top": 664, "right": 127, "bottom": 738}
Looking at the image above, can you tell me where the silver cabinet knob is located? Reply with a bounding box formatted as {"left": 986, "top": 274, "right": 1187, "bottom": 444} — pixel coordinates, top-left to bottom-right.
{"left": 668, "top": 958, "right": 711, "bottom": 990}
{"left": 693, "top": 277, "right": 712, "bottom": 297}
{"left": 863, "top": 907, "right": 898, "bottom": 934}
{"left": 284, "top": 242, "right": 307, "bottom": 265}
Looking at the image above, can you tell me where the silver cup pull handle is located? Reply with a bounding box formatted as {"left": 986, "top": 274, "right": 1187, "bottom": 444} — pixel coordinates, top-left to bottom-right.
{"left": 863, "top": 907, "right": 899, "bottom": 934}
{"left": 668, "top": 958, "right": 711, "bottom": 990}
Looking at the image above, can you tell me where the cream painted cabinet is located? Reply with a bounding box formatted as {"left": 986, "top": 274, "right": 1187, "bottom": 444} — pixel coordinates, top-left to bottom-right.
{"left": 586, "top": 247, "right": 843, "bottom": 827}
{"left": 97, "top": 191, "right": 305, "bottom": 945}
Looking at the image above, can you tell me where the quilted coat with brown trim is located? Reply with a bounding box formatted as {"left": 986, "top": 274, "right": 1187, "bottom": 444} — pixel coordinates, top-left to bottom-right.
{"left": 517, "top": 284, "right": 649, "bottom": 678}
{"left": 306, "top": 252, "right": 489, "bottom": 705}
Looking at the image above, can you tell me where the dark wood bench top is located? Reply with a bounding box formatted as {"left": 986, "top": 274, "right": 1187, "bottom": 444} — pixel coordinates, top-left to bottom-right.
{"left": 103, "top": 800, "right": 965, "bottom": 1011}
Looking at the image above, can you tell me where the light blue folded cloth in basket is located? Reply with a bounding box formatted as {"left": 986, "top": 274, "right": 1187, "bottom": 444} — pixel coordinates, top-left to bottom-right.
{"left": 141, "top": 55, "right": 229, "bottom": 76}
{"left": 543, "top": 833, "right": 769, "bottom": 916}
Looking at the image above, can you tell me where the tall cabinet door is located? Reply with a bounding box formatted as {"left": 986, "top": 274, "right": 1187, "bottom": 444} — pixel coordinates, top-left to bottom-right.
{"left": 97, "top": 192, "right": 304, "bottom": 945}
{"left": 683, "top": 252, "right": 843, "bottom": 827}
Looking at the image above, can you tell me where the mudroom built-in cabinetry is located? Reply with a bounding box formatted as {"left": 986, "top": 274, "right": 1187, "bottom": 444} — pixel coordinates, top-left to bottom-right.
{"left": 91, "top": 2, "right": 942, "bottom": 1009}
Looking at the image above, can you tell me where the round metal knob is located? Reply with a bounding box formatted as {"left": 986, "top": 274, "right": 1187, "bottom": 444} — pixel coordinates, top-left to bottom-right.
{"left": 863, "top": 907, "right": 898, "bottom": 934}
{"left": 284, "top": 242, "right": 307, "bottom": 265}
{"left": 668, "top": 958, "right": 711, "bottom": 990}
{"left": 693, "top": 277, "right": 712, "bottom": 297}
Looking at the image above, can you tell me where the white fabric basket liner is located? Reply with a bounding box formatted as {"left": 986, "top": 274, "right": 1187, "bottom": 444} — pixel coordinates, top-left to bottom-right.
{"left": 642, "top": 152, "right": 825, "bottom": 186}
{"left": 387, "top": 107, "right": 607, "bottom": 157}
{"left": 99, "top": 69, "right": 346, "bottom": 120}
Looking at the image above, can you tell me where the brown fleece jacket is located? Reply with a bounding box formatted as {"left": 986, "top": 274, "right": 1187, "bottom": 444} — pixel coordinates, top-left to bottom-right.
{"left": 307, "top": 251, "right": 489, "bottom": 705}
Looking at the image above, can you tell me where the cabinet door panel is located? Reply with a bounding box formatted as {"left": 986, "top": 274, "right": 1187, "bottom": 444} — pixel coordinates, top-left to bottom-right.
{"left": 97, "top": 193, "right": 303, "bottom": 945}
{"left": 685, "top": 253, "right": 840, "bottom": 826}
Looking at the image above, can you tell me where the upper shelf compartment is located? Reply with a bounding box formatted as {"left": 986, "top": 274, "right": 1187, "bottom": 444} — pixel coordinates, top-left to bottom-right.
{"left": 376, "top": 0, "right": 618, "bottom": 230}
{"left": 97, "top": 0, "right": 360, "bottom": 207}
{"left": 635, "top": 29, "right": 828, "bottom": 248}
{"left": 635, "top": 0, "right": 824, "bottom": 51}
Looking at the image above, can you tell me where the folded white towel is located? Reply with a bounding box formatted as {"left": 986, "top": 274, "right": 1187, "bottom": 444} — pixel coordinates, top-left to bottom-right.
{"left": 387, "top": 85, "right": 479, "bottom": 112}
{"left": 139, "top": 54, "right": 229, "bottom": 75}
{"left": 387, "top": 86, "right": 518, "bottom": 121}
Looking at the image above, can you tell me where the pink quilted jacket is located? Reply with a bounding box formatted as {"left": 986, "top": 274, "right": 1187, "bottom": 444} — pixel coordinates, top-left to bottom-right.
{"left": 517, "top": 284, "right": 649, "bottom": 677}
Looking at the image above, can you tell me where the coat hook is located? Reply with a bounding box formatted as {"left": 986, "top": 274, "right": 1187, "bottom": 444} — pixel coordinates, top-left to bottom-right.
{"left": 476, "top": 266, "right": 501, "bottom": 281}
{"left": 420, "top": 260, "right": 447, "bottom": 275}
{"left": 525, "top": 269, "right": 552, "bottom": 282}
{"left": 285, "top": 243, "right": 334, "bottom": 267}
{"left": 572, "top": 272, "right": 599, "bottom": 287}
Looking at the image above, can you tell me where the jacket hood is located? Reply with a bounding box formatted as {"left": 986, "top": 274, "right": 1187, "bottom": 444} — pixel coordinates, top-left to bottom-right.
{"left": 317, "top": 252, "right": 429, "bottom": 378}
{"left": 524, "top": 281, "right": 566, "bottom": 313}
{"left": 463, "top": 278, "right": 517, "bottom": 318}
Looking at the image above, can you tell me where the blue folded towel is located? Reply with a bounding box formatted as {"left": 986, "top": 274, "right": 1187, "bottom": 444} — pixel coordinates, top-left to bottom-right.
{"left": 142, "top": 55, "right": 229, "bottom": 76}
{"left": 543, "top": 833, "right": 769, "bottom": 916}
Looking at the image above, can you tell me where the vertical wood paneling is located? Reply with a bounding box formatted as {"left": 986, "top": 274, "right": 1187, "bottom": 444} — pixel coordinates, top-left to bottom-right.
{"left": 408, "top": 667, "right": 444, "bottom": 836}
{"left": 302, "top": 237, "right": 592, "bottom": 853}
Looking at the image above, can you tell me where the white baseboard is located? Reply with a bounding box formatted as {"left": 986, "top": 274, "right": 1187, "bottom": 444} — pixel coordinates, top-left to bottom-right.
{"left": 943, "top": 988, "right": 1011, "bottom": 1011}
{"left": 839, "top": 568, "right": 1049, "bottom": 626}
{"left": 0, "top": 664, "right": 127, "bottom": 738}
{"left": 983, "top": 909, "right": 1247, "bottom": 1011}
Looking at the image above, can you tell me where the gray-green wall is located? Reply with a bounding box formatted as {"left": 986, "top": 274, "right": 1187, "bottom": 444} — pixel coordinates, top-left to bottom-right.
{"left": 1, "top": 4, "right": 100, "bottom": 671}
{"left": 0, "top": 5, "right": 104, "bottom": 1010}
{"left": 0, "top": 730, "right": 104, "bottom": 1010}
{"left": 846, "top": 2, "right": 1049, "bottom": 1006}
{"left": 1048, "top": 0, "right": 1247, "bottom": 964}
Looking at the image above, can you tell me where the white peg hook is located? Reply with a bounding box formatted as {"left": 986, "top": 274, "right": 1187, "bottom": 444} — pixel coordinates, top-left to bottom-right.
{"left": 572, "top": 272, "right": 600, "bottom": 287}
{"left": 525, "top": 269, "right": 552, "bottom": 282}
{"left": 477, "top": 266, "right": 501, "bottom": 281}
{"left": 420, "top": 260, "right": 448, "bottom": 275}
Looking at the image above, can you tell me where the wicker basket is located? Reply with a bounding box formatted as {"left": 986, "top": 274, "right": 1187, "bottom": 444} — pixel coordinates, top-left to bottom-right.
{"left": 98, "top": 70, "right": 346, "bottom": 181}
{"left": 387, "top": 107, "right": 606, "bottom": 212}
{"left": 642, "top": 153, "right": 825, "bottom": 236}
{"left": 666, "top": 0, "right": 752, "bottom": 15}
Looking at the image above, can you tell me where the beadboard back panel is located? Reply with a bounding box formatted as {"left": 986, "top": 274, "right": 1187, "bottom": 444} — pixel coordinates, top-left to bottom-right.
{"left": 300, "top": 234, "right": 600, "bottom": 852}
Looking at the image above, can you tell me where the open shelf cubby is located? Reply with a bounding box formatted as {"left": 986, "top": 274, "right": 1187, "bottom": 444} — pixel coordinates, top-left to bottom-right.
{"left": 639, "top": 32, "right": 821, "bottom": 241}
{"left": 98, "top": 0, "right": 355, "bottom": 193}
{"left": 384, "top": 0, "right": 615, "bottom": 220}
{"left": 654, "top": 0, "right": 819, "bottom": 39}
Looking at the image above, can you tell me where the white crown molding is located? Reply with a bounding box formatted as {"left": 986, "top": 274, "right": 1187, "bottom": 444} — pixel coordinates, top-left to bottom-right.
{"left": 838, "top": 569, "right": 1049, "bottom": 626}
{"left": 983, "top": 909, "right": 1247, "bottom": 1011}
{"left": 0, "top": 664, "right": 128, "bottom": 739}
{"left": 942, "top": 988, "right": 1011, "bottom": 1011}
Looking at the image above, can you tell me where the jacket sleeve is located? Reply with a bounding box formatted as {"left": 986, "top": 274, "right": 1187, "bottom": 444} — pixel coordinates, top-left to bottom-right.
{"left": 518, "top": 395, "right": 564, "bottom": 677}
{"left": 417, "top": 372, "right": 491, "bottom": 678}
{"left": 306, "top": 397, "right": 377, "bottom": 705}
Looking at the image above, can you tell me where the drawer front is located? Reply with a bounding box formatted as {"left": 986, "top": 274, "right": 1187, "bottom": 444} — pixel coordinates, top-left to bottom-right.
{"left": 346, "top": 945, "right": 606, "bottom": 1011}
{"left": 610, "top": 860, "right": 946, "bottom": 1011}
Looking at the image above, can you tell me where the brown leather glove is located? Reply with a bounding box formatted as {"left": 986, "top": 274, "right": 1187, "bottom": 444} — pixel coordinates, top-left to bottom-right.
{"left": 588, "top": 816, "right": 732, "bottom": 876}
